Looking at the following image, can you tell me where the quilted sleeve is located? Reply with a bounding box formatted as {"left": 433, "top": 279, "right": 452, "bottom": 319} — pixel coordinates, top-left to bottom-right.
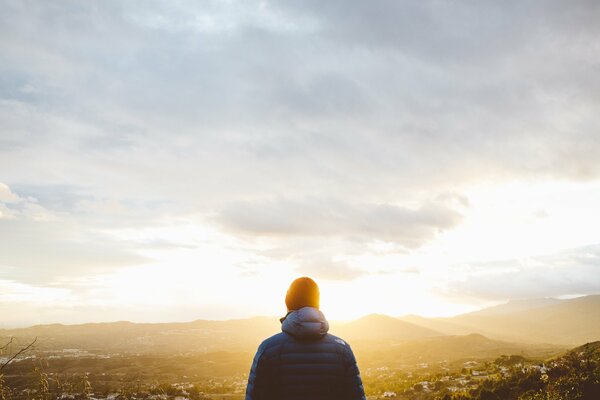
{"left": 343, "top": 343, "right": 366, "bottom": 400}
{"left": 245, "top": 343, "right": 267, "bottom": 400}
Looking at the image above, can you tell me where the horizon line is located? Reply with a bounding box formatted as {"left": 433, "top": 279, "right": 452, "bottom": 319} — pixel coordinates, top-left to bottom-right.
{"left": 1, "top": 294, "right": 595, "bottom": 330}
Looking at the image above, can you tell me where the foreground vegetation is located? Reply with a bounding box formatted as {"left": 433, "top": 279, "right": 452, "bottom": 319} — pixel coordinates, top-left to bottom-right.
{"left": 362, "top": 342, "right": 600, "bottom": 399}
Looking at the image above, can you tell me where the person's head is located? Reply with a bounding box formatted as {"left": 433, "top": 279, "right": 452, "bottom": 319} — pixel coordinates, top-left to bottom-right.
{"left": 285, "top": 276, "right": 320, "bottom": 311}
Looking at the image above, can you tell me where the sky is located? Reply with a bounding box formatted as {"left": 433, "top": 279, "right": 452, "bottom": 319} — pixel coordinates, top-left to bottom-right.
{"left": 1, "top": 0, "right": 600, "bottom": 327}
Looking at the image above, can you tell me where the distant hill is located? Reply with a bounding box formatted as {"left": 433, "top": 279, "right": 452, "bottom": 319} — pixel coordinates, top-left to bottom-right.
{"left": 354, "top": 333, "right": 565, "bottom": 368}
{"left": 399, "top": 314, "right": 474, "bottom": 336}
{"left": 0, "top": 317, "right": 281, "bottom": 354}
{"left": 439, "top": 295, "right": 600, "bottom": 345}
{"left": 1, "top": 295, "right": 598, "bottom": 354}
{"left": 0, "top": 313, "right": 445, "bottom": 355}
{"left": 333, "top": 314, "right": 443, "bottom": 342}
{"left": 464, "top": 297, "right": 564, "bottom": 316}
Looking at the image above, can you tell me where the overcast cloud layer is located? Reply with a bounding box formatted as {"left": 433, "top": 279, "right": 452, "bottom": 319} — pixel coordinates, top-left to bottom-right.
{"left": 1, "top": 0, "right": 600, "bottom": 324}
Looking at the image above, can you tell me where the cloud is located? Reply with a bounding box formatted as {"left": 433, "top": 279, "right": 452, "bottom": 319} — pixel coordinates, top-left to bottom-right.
{"left": 216, "top": 197, "right": 462, "bottom": 248}
{"left": 2, "top": 0, "right": 600, "bottom": 206}
{"left": 1, "top": 1, "right": 600, "bottom": 316}
{"left": 294, "top": 256, "right": 404, "bottom": 282}
{"left": 296, "top": 259, "right": 368, "bottom": 281}
{"left": 0, "top": 182, "right": 20, "bottom": 203}
{"left": 443, "top": 244, "right": 600, "bottom": 300}
{"left": 0, "top": 183, "right": 151, "bottom": 283}
{"left": 0, "top": 182, "right": 57, "bottom": 221}
{"left": 214, "top": 197, "right": 462, "bottom": 280}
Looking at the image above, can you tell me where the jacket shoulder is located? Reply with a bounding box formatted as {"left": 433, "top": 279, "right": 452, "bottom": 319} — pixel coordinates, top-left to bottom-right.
{"left": 255, "top": 332, "right": 290, "bottom": 357}
{"left": 323, "top": 333, "right": 357, "bottom": 361}
{"left": 258, "top": 332, "right": 289, "bottom": 347}
{"left": 323, "top": 333, "right": 351, "bottom": 349}
{"left": 256, "top": 331, "right": 356, "bottom": 361}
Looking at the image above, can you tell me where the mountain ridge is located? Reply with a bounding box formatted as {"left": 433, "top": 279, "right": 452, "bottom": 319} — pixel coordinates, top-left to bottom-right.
{"left": 1, "top": 295, "right": 598, "bottom": 349}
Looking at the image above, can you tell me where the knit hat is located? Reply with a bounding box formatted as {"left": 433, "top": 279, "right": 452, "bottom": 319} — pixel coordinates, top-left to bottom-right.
{"left": 285, "top": 277, "right": 320, "bottom": 311}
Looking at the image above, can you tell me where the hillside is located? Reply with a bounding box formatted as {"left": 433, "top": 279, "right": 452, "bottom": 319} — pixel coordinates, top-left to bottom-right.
{"left": 0, "top": 311, "right": 575, "bottom": 399}
{"left": 398, "top": 295, "right": 600, "bottom": 346}
{"left": 443, "top": 295, "right": 600, "bottom": 345}
{"left": 354, "top": 333, "right": 564, "bottom": 369}
{"left": 465, "top": 297, "right": 564, "bottom": 316}
{"left": 333, "top": 314, "right": 443, "bottom": 342}
{"left": 0, "top": 317, "right": 280, "bottom": 354}
{"left": 0, "top": 313, "right": 446, "bottom": 355}
{"left": 1, "top": 295, "right": 598, "bottom": 355}
{"left": 460, "top": 340, "right": 600, "bottom": 399}
{"left": 399, "top": 314, "right": 474, "bottom": 336}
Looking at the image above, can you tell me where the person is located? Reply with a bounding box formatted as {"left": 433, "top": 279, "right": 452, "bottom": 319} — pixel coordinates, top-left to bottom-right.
{"left": 245, "top": 277, "right": 366, "bottom": 400}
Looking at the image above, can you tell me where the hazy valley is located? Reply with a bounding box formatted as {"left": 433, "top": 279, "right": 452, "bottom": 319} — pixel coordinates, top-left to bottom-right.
{"left": 1, "top": 295, "right": 599, "bottom": 399}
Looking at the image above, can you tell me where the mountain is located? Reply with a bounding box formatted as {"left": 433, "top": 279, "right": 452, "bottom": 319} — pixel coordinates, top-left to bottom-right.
{"left": 355, "top": 333, "right": 564, "bottom": 368}
{"left": 438, "top": 295, "right": 600, "bottom": 345}
{"left": 399, "top": 314, "right": 474, "bottom": 336}
{"left": 464, "top": 297, "right": 564, "bottom": 316}
{"left": 0, "top": 317, "right": 280, "bottom": 354}
{"left": 334, "top": 314, "right": 443, "bottom": 342}
{"left": 2, "top": 295, "right": 598, "bottom": 354}
{"left": 0, "top": 313, "right": 445, "bottom": 356}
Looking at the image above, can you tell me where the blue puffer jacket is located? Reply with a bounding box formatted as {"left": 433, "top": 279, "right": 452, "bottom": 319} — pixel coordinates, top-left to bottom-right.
{"left": 245, "top": 307, "right": 366, "bottom": 400}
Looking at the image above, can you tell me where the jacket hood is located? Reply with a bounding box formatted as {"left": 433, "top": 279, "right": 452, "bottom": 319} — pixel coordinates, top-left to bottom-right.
{"left": 281, "top": 307, "right": 329, "bottom": 339}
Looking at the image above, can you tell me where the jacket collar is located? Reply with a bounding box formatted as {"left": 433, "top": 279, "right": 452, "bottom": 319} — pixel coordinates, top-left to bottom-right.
{"left": 281, "top": 307, "right": 329, "bottom": 339}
